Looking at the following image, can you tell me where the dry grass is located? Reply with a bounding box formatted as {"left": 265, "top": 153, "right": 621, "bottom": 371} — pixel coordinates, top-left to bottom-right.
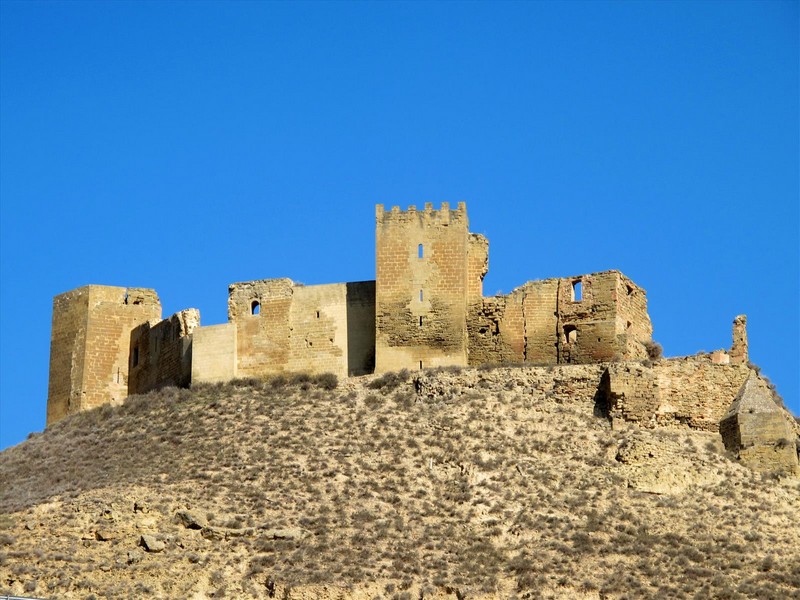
{"left": 0, "top": 367, "right": 798, "bottom": 599}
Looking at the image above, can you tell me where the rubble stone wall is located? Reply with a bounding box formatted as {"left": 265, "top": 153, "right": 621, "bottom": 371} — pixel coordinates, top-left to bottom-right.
{"left": 605, "top": 357, "right": 751, "bottom": 431}
{"left": 128, "top": 309, "right": 200, "bottom": 395}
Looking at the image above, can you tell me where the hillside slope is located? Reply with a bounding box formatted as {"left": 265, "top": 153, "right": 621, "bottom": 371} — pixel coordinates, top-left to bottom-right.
{"left": 1, "top": 365, "right": 799, "bottom": 599}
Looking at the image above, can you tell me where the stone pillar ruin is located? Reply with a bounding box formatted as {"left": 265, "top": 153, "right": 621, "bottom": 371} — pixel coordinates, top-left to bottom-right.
{"left": 730, "top": 314, "right": 748, "bottom": 365}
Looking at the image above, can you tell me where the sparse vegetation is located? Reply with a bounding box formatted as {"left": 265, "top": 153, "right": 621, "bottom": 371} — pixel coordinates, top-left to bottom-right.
{"left": 643, "top": 340, "right": 663, "bottom": 361}
{"left": 0, "top": 365, "right": 798, "bottom": 599}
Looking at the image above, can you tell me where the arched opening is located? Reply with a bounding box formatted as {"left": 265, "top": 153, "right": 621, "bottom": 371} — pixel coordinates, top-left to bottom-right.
{"left": 251, "top": 300, "right": 261, "bottom": 315}
{"left": 564, "top": 325, "right": 578, "bottom": 344}
{"left": 418, "top": 243, "right": 424, "bottom": 259}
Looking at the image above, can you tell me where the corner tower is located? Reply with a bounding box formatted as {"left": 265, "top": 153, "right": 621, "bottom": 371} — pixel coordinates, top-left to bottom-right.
{"left": 375, "top": 202, "right": 486, "bottom": 373}
{"left": 46, "top": 285, "right": 161, "bottom": 425}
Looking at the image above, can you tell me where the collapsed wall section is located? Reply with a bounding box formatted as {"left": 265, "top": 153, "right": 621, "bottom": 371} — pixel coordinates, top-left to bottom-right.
{"left": 128, "top": 309, "right": 200, "bottom": 395}
{"left": 47, "top": 285, "right": 161, "bottom": 425}
{"left": 375, "top": 203, "right": 476, "bottom": 372}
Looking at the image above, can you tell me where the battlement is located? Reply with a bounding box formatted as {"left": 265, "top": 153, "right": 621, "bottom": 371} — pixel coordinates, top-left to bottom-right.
{"left": 376, "top": 202, "right": 468, "bottom": 227}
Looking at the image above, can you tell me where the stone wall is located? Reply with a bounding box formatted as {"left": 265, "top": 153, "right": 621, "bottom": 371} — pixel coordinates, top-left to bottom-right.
{"left": 225, "top": 278, "right": 375, "bottom": 379}
{"left": 128, "top": 309, "right": 200, "bottom": 395}
{"left": 604, "top": 357, "right": 751, "bottom": 431}
{"left": 46, "top": 286, "right": 161, "bottom": 425}
{"left": 191, "top": 324, "right": 237, "bottom": 384}
{"left": 375, "top": 203, "right": 475, "bottom": 372}
{"left": 467, "top": 271, "right": 651, "bottom": 367}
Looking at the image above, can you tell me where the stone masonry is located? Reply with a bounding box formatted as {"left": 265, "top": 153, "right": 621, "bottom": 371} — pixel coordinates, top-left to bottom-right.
{"left": 47, "top": 286, "right": 161, "bottom": 425}
{"left": 46, "top": 203, "right": 796, "bottom": 475}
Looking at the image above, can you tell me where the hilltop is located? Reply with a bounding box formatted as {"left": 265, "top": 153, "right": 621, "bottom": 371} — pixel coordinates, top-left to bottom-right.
{"left": 1, "top": 365, "right": 799, "bottom": 599}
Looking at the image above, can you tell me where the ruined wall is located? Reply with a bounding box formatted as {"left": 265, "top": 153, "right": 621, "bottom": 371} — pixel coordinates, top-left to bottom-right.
{"left": 604, "top": 357, "right": 751, "bottom": 431}
{"left": 375, "top": 203, "right": 475, "bottom": 372}
{"left": 613, "top": 274, "right": 652, "bottom": 361}
{"left": 521, "top": 280, "right": 560, "bottom": 363}
{"left": 226, "top": 278, "right": 376, "bottom": 379}
{"left": 467, "top": 271, "right": 652, "bottom": 367}
{"left": 47, "top": 285, "right": 161, "bottom": 425}
{"left": 557, "top": 271, "right": 650, "bottom": 364}
{"left": 730, "top": 315, "right": 748, "bottom": 365}
{"left": 128, "top": 309, "right": 200, "bottom": 395}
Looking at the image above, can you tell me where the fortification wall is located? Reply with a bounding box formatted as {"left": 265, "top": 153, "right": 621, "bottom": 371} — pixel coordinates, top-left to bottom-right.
{"left": 128, "top": 309, "right": 200, "bottom": 395}
{"left": 46, "top": 286, "right": 161, "bottom": 425}
{"left": 191, "top": 324, "right": 237, "bottom": 384}
{"left": 375, "top": 203, "right": 473, "bottom": 372}
{"left": 225, "top": 278, "right": 376, "bottom": 379}
{"left": 604, "top": 357, "right": 751, "bottom": 431}
{"left": 467, "top": 271, "right": 651, "bottom": 367}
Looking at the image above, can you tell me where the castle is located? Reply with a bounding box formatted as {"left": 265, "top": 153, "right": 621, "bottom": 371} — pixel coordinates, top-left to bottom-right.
{"left": 47, "top": 203, "right": 653, "bottom": 422}
{"left": 45, "top": 203, "right": 798, "bottom": 474}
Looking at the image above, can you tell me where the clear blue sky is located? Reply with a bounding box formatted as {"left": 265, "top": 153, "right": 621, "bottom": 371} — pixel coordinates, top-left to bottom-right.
{"left": 1, "top": 1, "right": 797, "bottom": 450}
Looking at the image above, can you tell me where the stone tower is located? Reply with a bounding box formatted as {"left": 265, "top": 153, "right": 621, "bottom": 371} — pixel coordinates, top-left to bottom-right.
{"left": 374, "top": 202, "right": 487, "bottom": 373}
{"left": 47, "top": 285, "right": 161, "bottom": 425}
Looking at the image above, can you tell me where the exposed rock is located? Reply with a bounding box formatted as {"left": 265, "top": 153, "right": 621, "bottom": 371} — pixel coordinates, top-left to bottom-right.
{"left": 175, "top": 510, "right": 207, "bottom": 530}
{"left": 94, "top": 529, "right": 114, "bottom": 541}
{"left": 139, "top": 534, "right": 165, "bottom": 553}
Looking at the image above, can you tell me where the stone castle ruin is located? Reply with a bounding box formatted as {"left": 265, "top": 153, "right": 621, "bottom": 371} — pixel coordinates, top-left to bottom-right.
{"left": 46, "top": 203, "right": 798, "bottom": 474}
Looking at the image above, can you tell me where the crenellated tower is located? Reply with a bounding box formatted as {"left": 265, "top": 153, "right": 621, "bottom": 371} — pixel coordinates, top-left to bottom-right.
{"left": 374, "top": 202, "right": 486, "bottom": 372}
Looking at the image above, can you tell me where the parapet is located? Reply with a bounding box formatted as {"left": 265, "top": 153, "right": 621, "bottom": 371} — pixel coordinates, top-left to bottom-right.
{"left": 376, "top": 202, "right": 468, "bottom": 227}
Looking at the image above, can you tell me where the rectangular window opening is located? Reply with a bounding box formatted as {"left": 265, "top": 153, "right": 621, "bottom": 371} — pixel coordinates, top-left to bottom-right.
{"left": 419, "top": 316, "right": 423, "bottom": 327}
{"left": 572, "top": 280, "right": 582, "bottom": 302}
{"left": 418, "top": 243, "right": 424, "bottom": 259}
{"left": 419, "top": 289, "right": 423, "bottom": 302}
{"left": 419, "top": 360, "right": 423, "bottom": 370}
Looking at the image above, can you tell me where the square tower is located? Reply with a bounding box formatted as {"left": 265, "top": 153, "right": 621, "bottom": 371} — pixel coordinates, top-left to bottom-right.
{"left": 375, "top": 202, "right": 485, "bottom": 372}
{"left": 47, "top": 285, "right": 161, "bottom": 425}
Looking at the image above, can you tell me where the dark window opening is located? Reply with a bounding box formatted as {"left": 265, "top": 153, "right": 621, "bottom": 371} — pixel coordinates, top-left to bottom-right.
{"left": 572, "top": 280, "right": 582, "bottom": 302}
{"left": 626, "top": 284, "right": 634, "bottom": 295}
{"left": 419, "top": 360, "right": 423, "bottom": 369}
{"left": 564, "top": 325, "right": 578, "bottom": 344}
{"left": 132, "top": 346, "right": 140, "bottom": 368}
{"left": 419, "top": 316, "right": 423, "bottom": 327}
{"left": 418, "top": 244, "right": 424, "bottom": 259}
{"left": 316, "top": 310, "right": 320, "bottom": 318}
{"left": 251, "top": 301, "right": 261, "bottom": 315}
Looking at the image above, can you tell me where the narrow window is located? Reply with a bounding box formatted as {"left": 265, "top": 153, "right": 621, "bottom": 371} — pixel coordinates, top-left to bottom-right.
{"left": 316, "top": 310, "right": 320, "bottom": 319}
{"left": 418, "top": 243, "right": 424, "bottom": 259}
{"left": 572, "top": 280, "right": 582, "bottom": 302}
{"left": 251, "top": 301, "right": 261, "bottom": 315}
{"left": 419, "top": 289, "right": 423, "bottom": 302}
{"left": 419, "top": 316, "right": 423, "bottom": 327}
{"left": 564, "top": 325, "right": 578, "bottom": 344}
{"left": 419, "top": 360, "right": 423, "bottom": 370}
{"left": 132, "top": 346, "right": 140, "bottom": 368}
